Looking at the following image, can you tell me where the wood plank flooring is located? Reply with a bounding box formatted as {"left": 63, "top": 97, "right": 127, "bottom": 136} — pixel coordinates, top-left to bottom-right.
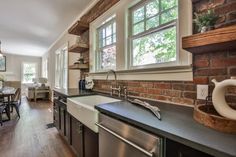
{"left": 0, "top": 97, "right": 75, "bottom": 157}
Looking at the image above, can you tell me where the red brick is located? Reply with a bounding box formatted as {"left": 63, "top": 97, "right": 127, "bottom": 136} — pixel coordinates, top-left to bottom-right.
{"left": 184, "top": 84, "right": 196, "bottom": 91}
{"left": 215, "top": 2, "right": 236, "bottom": 15}
{"left": 194, "top": 54, "right": 209, "bottom": 60}
{"left": 183, "top": 91, "right": 197, "bottom": 99}
{"left": 194, "top": 69, "right": 210, "bottom": 76}
{"left": 172, "top": 83, "right": 184, "bottom": 90}
{"left": 165, "top": 90, "right": 181, "bottom": 97}
{"left": 210, "top": 68, "right": 227, "bottom": 76}
{"left": 194, "top": 60, "right": 209, "bottom": 68}
{"left": 154, "top": 83, "right": 172, "bottom": 89}
{"left": 128, "top": 81, "right": 140, "bottom": 87}
{"left": 147, "top": 88, "right": 164, "bottom": 95}
{"left": 155, "top": 95, "right": 172, "bottom": 101}
{"left": 194, "top": 77, "right": 209, "bottom": 84}
{"left": 140, "top": 82, "right": 154, "bottom": 88}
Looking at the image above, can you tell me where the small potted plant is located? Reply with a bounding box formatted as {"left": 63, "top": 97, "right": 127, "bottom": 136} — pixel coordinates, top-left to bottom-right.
{"left": 194, "top": 10, "right": 219, "bottom": 33}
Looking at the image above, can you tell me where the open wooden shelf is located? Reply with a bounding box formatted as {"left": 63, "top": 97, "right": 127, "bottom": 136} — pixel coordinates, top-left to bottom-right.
{"left": 182, "top": 25, "right": 236, "bottom": 54}
{"left": 69, "top": 63, "right": 89, "bottom": 70}
{"left": 68, "top": 43, "right": 89, "bottom": 53}
{"left": 68, "top": 21, "right": 89, "bottom": 36}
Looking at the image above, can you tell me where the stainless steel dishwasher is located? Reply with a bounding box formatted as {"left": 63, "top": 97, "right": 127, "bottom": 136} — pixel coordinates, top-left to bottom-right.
{"left": 96, "top": 114, "right": 163, "bottom": 157}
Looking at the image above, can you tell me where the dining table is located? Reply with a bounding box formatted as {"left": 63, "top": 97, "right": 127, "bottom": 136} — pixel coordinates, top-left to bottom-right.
{"left": 0, "top": 87, "right": 17, "bottom": 120}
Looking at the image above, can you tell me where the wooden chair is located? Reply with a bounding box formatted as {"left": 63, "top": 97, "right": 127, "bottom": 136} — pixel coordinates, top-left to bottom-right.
{"left": 10, "top": 88, "right": 21, "bottom": 118}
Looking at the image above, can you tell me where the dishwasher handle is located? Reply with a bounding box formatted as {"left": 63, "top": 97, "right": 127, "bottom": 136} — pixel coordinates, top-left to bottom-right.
{"left": 95, "top": 123, "right": 154, "bottom": 157}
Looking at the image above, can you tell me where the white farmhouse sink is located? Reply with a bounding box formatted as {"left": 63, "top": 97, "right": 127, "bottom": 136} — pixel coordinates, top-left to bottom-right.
{"left": 67, "top": 95, "right": 121, "bottom": 133}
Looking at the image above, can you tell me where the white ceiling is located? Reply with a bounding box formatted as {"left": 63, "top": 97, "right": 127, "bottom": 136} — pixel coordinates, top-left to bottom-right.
{"left": 0, "top": 0, "right": 93, "bottom": 56}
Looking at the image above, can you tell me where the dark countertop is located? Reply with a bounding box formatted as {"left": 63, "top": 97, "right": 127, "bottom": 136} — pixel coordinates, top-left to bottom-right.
{"left": 95, "top": 100, "right": 236, "bottom": 157}
{"left": 53, "top": 88, "right": 95, "bottom": 97}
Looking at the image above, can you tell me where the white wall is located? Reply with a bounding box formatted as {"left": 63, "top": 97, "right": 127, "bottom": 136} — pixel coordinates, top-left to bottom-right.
{"left": 0, "top": 54, "right": 41, "bottom": 81}
{"left": 42, "top": 33, "right": 80, "bottom": 89}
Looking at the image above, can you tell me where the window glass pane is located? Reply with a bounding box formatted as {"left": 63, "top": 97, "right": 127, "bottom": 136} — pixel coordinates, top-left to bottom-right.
{"left": 106, "top": 36, "right": 112, "bottom": 45}
{"left": 23, "top": 63, "right": 37, "bottom": 83}
{"left": 133, "top": 21, "right": 144, "bottom": 35}
{"left": 132, "top": 26, "right": 176, "bottom": 66}
{"left": 101, "top": 45, "right": 116, "bottom": 70}
{"left": 106, "top": 25, "right": 112, "bottom": 37}
{"left": 146, "top": 16, "right": 159, "bottom": 30}
{"left": 161, "top": 0, "right": 177, "bottom": 10}
{"left": 161, "top": 7, "right": 178, "bottom": 24}
{"left": 113, "top": 34, "right": 116, "bottom": 43}
{"left": 146, "top": 1, "right": 159, "bottom": 18}
{"left": 133, "top": 7, "right": 144, "bottom": 24}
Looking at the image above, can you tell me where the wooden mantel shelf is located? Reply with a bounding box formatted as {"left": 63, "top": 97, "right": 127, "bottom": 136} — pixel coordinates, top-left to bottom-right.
{"left": 182, "top": 25, "right": 236, "bottom": 54}
{"left": 68, "top": 43, "right": 89, "bottom": 53}
{"left": 68, "top": 21, "right": 89, "bottom": 36}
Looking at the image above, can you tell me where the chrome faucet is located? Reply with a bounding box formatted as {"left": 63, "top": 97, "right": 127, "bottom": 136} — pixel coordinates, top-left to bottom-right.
{"left": 106, "top": 70, "right": 121, "bottom": 97}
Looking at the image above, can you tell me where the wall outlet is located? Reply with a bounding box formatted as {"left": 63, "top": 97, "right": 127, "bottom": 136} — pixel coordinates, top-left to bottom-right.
{"left": 197, "top": 85, "right": 209, "bottom": 100}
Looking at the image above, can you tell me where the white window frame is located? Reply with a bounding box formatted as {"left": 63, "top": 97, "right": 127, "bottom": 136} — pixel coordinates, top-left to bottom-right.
{"left": 89, "top": 0, "right": 193, "bottom": 81}
{"left": 22, "top": 62, "right": 38, "bottom": 84}
{"left": 129, "top": 0, "right": 179, "bottom": 69}
{"left": 55, "top": 46, "right": 68, "bottom": 89}
{"left": 96, "top": 16, "right": 116, "bottom": 71}
{"left": 42, "top": 58, "right": 48, "bottom": 79}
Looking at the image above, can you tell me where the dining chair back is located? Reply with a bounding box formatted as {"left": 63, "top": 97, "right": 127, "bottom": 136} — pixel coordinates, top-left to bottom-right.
{"left": 11, "top": 88, "right": 21, "bottom": 118}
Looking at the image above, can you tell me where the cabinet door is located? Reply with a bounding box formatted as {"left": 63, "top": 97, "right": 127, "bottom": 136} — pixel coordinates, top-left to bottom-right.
{"left": 53, "top": 102, "right": 60, "bottom": 130}
{"left": 59, "top": 106, "right": 65, "bottom": 136}
{"left": 84, "top": 126, "right": 98, "bottom": 157}
{"left": 71, "top": 116, "right": 83, "bottom": 157}
{"left": 65, "top": 112, "right": 71, "bottom": 144}
{"left": 166, "top": 139, "right": 213, "bottom": 157}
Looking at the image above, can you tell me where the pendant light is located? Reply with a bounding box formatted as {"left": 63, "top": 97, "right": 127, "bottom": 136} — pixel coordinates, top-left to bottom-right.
{"left": 0, "top": 41, "right": 3, "bottom": 57}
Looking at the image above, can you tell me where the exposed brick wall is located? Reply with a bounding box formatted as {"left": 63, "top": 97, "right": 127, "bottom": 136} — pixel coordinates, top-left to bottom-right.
{"left": 94, "top": 80, "right": 196, "bottom": 106}
{"left": 79, "top": 0, "right": 236, "bottom": 106}
{"left": 193, "top": 0, "right": 236, "bottom": 32}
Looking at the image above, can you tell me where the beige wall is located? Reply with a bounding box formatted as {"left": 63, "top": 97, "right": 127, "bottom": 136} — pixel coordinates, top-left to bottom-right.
{"left": 0, "top": 54, "right": 41, "bottom": 81}
{"left": 42, "top": 33, "right": 80, "bottom": 89}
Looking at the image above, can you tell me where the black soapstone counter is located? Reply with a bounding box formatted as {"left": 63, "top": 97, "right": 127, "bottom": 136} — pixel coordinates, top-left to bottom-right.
{"left": 95, "top": 100, "right": 236, "bottom": 157}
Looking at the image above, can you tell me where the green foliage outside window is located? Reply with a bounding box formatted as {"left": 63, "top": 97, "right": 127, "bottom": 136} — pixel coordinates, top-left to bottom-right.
{"left": 131, "top": 0, "right": 178, "bottom": 66}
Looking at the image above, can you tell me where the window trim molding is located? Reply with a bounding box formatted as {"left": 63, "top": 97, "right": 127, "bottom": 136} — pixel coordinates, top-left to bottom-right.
{"left": 89, "top": 0, "right": 193, "bottom": 81}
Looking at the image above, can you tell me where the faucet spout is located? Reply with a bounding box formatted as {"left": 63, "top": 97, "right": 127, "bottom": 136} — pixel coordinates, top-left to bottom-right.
{"left": 106, "top": 70, "right": 117, "bottom": 87}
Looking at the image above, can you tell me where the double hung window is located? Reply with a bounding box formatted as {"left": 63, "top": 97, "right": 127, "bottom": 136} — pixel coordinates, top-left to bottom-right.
{"left": 96, "top": 16, "right": 116, "bottom": 71}
{"left": 130, "top": 0, "right": 178, "bottom": 67}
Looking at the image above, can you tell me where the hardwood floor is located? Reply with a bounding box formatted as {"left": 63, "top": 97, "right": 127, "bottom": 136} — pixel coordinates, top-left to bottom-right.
{"left": 0, "top": 97, "right": 75, "bottom": 157}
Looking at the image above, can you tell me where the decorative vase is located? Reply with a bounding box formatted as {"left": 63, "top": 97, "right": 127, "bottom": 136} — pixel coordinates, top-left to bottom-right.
{"left": 201, "top": 26, "right": 208, "bottom": 33}
{"left": 212, "top": 77, "right": 236, "bottom": 120}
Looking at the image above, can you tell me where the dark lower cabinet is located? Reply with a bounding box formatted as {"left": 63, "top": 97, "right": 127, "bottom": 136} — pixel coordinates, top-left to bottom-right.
{"left": 71, "top": 116, "right": 84, "bottom": 157}
{"left": 166, "top": 139, "right": 213, "bottom": 157}
{"left": 84, "top": 126, "right": 98, "bottom": 157}
{"left": 59, "top": 105, "right": 66, "bottom": 135}
{"left": 53, "top": 102, "right": 60, "bottom": 131}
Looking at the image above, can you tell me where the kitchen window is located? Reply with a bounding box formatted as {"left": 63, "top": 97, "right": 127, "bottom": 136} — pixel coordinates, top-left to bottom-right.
{"left": 96, "top": 16, "right": 116, "bottom": 71}
{"left": 22, "top": 63, "right": 38, "bottom": 84}
{"left": 130, "top": 0, "right": 178, "bottom": 67}
{"left": 55, "top": 47, "right": 68, "bottom": 89}
{"left": 90, "top": 0, "right": 192, "bottom": 81}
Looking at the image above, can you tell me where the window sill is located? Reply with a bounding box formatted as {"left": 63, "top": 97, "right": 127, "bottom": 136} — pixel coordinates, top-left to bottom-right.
{"left": 89, "top": 65, "right": 193, "bottom": 81}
